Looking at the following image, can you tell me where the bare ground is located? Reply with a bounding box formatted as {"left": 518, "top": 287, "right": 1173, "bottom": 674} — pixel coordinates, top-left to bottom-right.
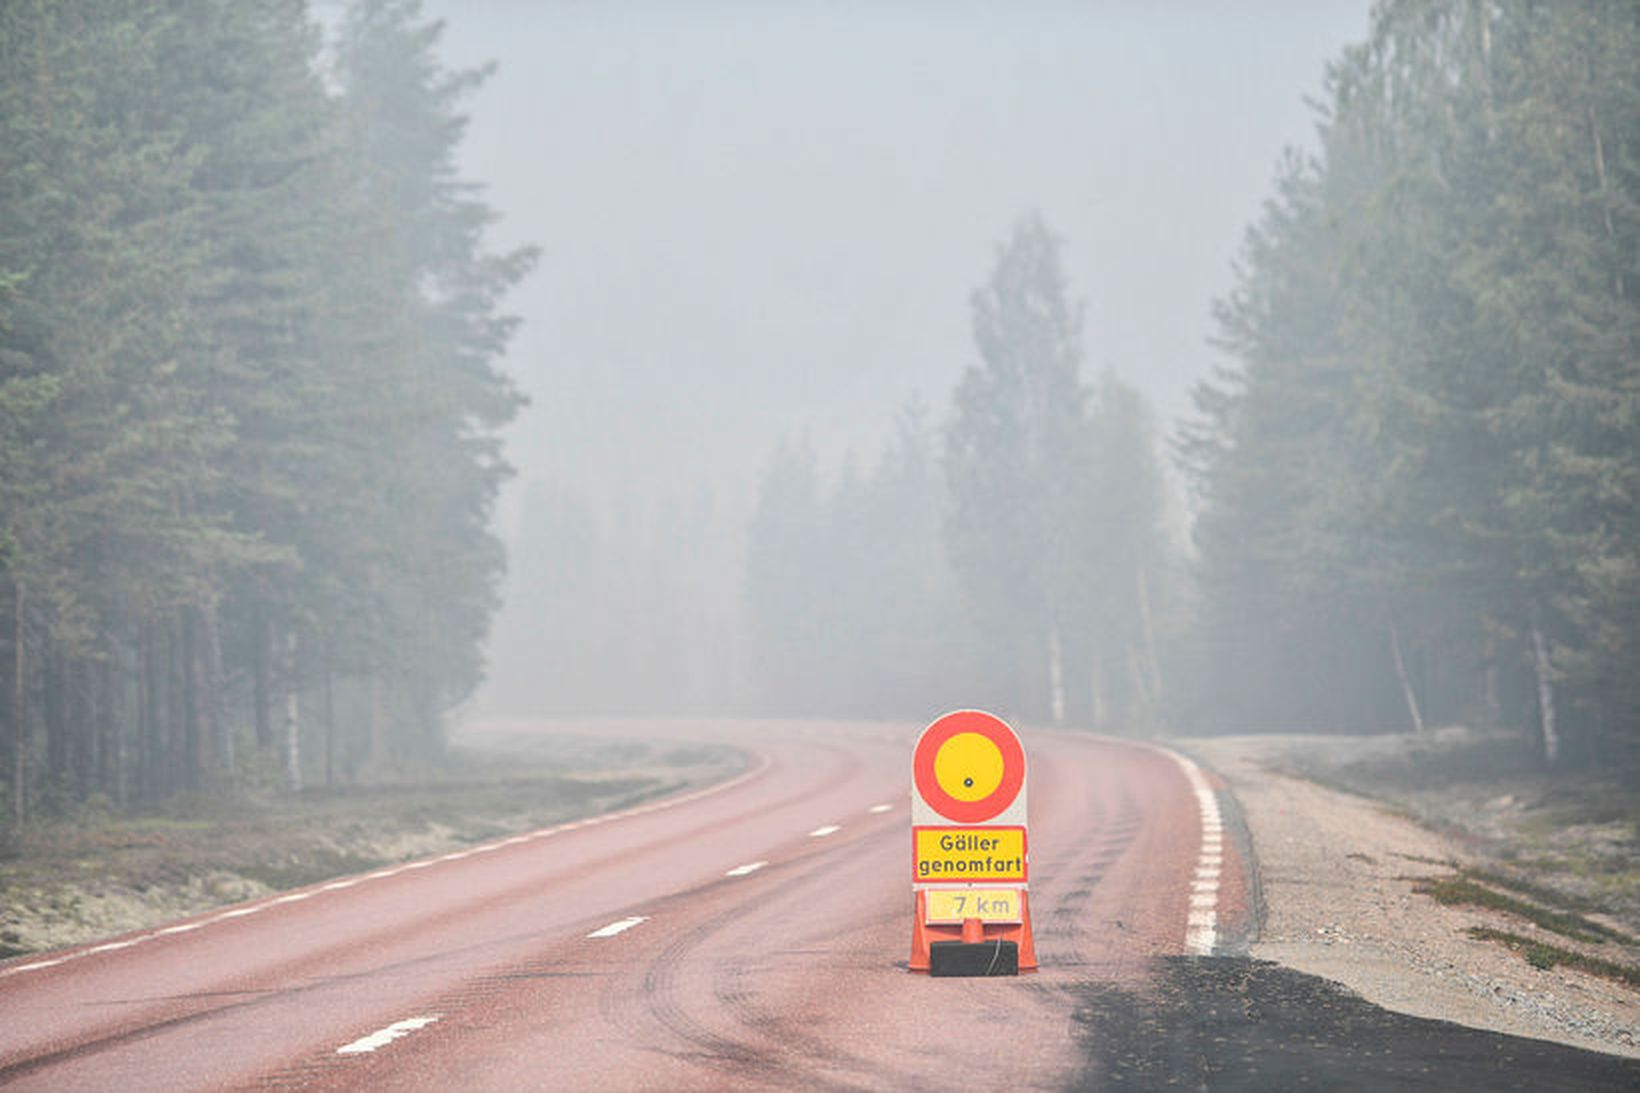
{"left": 1184, "top": 728, "right": 1639, "bottom": 1059}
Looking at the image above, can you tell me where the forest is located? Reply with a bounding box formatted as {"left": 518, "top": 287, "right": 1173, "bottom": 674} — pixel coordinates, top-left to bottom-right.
{"left": 1181, "top": 0, "right": 1637, "bottom": 767}
{"left": 739, "top": 0, "right": 1637, "bottom": 769}
{"left": 2, "top": 0, "right": 1636, "bottom": 826}
{"left": 744, "top": 215, "right": 1168, "bottom": 730}
{"left": 0, "top": 0, "right": 532, "bottom": 820}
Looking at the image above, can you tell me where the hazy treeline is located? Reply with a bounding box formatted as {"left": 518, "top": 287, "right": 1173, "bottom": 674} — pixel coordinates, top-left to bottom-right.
{"left": 0, "top": 0, "right": 532, "bottom": 820}
{"left": 1180, "top": 0, "right": 1637, "bottom": 765}
{"left": 747, "top": 215, "right": 1169, "bottom": 730}
{"left": 482, "top": 217, "right": 1168, "bottom": 731}
{"left": 484, "top": 476, "right": 743, "bottom": 718}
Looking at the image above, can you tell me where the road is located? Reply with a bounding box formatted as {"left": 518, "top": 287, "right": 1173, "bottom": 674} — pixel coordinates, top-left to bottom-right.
{"left": 0, "top": 718, "right": 1241, "bottom": 1089}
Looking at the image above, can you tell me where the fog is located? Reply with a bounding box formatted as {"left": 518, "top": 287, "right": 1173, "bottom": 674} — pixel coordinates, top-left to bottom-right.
{"left": 435, "top": 1, "right": 1364, "bottom": 487}
{"left": 3, "top": 0, "right": 1627, "bottom": 829}
{"left": 422, "top": 2, "right": 1371, "bottom": 719}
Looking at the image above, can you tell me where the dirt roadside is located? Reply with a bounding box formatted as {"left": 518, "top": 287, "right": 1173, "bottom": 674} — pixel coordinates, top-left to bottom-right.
{"left": 1183, "top": 731, "right": 1639, "bottom": 1060}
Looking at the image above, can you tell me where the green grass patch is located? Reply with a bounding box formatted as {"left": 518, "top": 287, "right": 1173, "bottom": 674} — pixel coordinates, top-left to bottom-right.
{"left": 1467, "top": 927, "right": 1640, "bottom": 990}
{"left": 1463, "top": 866, "right": 1605, "bottom": 916}
{"left": 1414, "top": 872, "right": 1627, "bottom": 944}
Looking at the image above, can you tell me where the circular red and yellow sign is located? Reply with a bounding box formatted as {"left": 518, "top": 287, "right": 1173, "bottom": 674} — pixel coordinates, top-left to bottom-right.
{"left": 912, "top": 710, "right": 1025, "bottom": 823}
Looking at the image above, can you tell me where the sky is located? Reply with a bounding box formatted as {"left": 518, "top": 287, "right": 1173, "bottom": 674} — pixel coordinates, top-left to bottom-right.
{"left": 420, "top": 0, "right": 1371, "bottom": 519}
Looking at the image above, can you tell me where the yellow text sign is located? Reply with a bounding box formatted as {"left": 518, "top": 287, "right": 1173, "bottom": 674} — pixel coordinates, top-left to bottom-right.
{"left": 912, "top": 826, "right": 1027, "bottom": 882}
{"left": 924, "top": 888, "right": 1023, "bottom": 925}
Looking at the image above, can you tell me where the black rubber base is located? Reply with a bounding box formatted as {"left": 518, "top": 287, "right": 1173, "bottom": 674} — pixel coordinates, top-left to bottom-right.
{"left": 928, "top": 939, "right": 1019, "bottom": 977}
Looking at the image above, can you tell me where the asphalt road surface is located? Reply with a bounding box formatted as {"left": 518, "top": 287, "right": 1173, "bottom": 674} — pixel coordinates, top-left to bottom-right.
{"left": 2, "top": 719, "right": 1631, "bottom": 1090}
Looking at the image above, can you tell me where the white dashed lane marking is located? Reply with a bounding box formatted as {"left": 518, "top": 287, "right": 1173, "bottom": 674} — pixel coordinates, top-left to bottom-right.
{"left": 336, "top": 1015, "right": 442, "bottom": 1055}
{"left": 808, "top": 825, "right": 841, "bottom": 837}
{"left": 0, "top": 754, "right": 774, "bottom": 981}
{"left": 869, "top": 804, "right": 893, "bottom": 813}
{"left": 725, "top": 861, "right": 767, "bottom": 877}
{"left": 586, "top": 916, "right": 649, "bottom": 939}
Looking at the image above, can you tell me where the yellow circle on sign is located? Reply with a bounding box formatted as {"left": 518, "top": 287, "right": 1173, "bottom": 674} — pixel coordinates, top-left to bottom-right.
{"left": 934, "top": 732, "right": 1005, "bottom": 802}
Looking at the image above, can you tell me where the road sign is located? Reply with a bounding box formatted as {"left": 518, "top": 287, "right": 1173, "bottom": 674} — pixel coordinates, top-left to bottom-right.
{"left": 912, "top": 825, "right": 1026, "bottom": 882}
{"left": 923, "top": 888, "right": 1023, "bottom": 925}
{"left": 911, "top": 708, "right": 1027, "bottom": 825}
{"left": 909, "top": 709, "right": 1035, "bottom": 974}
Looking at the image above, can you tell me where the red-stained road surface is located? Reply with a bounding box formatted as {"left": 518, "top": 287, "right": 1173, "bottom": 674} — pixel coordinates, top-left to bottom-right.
{"left": 0, "top": 719, "right": 1249, "bottom": 1090}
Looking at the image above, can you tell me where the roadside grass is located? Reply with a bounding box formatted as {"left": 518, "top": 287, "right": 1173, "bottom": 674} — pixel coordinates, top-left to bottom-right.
{"left": 1408, "top": 863, "right": 1640, "bottom": 993}
{"left": 1462, "top": 865, "right": 1608, "bottom": 917}
{"left": 1273, "top": 727, "right": 1640, "bottom": 938}
{"left": 0, "top": 734, "right": 745, "bottom": 958}
{"left": 1413, "top": 871, "right": 1625, "bottom": 944}
{"left": 1467, "top": 927, "right": 1640, "bottom": 990}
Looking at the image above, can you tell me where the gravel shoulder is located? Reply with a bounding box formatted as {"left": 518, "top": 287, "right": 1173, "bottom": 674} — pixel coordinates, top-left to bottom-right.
{"left": 1183, "top": 732, "right": 1639, "bottom": 1059}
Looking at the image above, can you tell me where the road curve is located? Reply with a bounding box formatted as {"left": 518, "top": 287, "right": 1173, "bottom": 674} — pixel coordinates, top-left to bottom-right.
{"left": 0, "top": 719, "right": 1245, "bottom": 1090}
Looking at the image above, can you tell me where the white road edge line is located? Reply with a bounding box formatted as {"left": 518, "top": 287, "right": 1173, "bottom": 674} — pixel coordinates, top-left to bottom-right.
{"left": 9, "top": 958, "right": 65, "bottom": 973}
{"left": 725, "top": 861, "right": 767, "bottom": 877}
{"left": 84, "top": 940, "right": 137, "bottom": 954}
{"left": 1153, "top": 746, "right": 1223, "bottom": 956}
{"left": 0, "top": 751, "right": 778, "bottom": 980}
{"left": 808, "top": 824, "right": 841, "bottom": 837}
{"left": 336, "top": 1015, "right": 442, "bottom": 1055}
{"left": 587, "top": 916, "right": 649, "bottom": 939}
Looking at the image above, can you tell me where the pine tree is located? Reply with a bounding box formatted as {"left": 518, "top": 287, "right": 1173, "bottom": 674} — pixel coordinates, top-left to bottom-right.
{"left": 331, "top": 0, "right": 535, "bottom": 764}
{"left": 943, "top": 213, "right": 1091, "bottom": 722}
{"left": 1185, "top": 0, "right": 1639, "bottom": 767}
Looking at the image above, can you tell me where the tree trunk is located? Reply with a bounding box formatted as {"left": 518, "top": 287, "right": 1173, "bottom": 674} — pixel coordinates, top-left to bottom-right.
{"left": 1386, "top": 612, "right": 1426, "bottom": 734}
{"left": 369, "top": 669, "right": 386, "bottom": 775}
{"left": 1136, "top": 567, "right": 1163, "bottom": 730}
{"left": 136, "top": 622, "right": 152, "bottom": 803}
{"left": 283, "top": 631, "right": 302, "bottom": 793}
{"left": 110, "top": 635, "right": 130, "bottom": 808}
{"left": 139, "top": 618, "right": 166, "bottom": 803}
{"left": 1047, "top": 627, "right": 1065, "bottom": 727}
{"left": 1588, "top": 102, "right": 1624, "bottom": 300}
{"left": 1479, "top": 635, "right": 1502, "bottom": 729}
{"left": 1531, "top": 626, "right": 1560, "bottom": 766}
{"left": 323, "top": 651, "right": 336, "bottom": 788}
{"left": 204, "top": 603, "right": 231, "bottom": 789}
{"left": 1127, "top": 647, "right": 1154, "bottom": 735}
{"left": 181, "top": 609, "right": 205, "bottom": 790}
{"left": 252, "top": 606, "right": 272, "bottom": 752}
{"left": 1088, "top": 655, "right": 1107, "bottom": 731}
{"left": 84, "top": 653, "right": 105, "bottom": 801}
{"left": 165, "top": 617, "right": 183, "bottom": 797}
{"left": 44, "top": 644, "right": 67, "bottom": 795}
{"left": 12, "top": 581, "right": 25, "bottom": 824}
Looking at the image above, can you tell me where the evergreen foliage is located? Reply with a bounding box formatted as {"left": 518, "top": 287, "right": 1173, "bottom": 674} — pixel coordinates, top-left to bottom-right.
{"left": 0, "top": 0, "right": 531, "bottom": 820}
{"left": 744, "top": 217, "right": 1170, "bottom": 730}
{"left": 746, "top": 410, "right": 969, "bottom": 717}
{"left": 943, "top": 214, "right": 1166, "bottom": 726}
{"left": 1184, "top": 0, "right": 1638, "bottom": 766}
